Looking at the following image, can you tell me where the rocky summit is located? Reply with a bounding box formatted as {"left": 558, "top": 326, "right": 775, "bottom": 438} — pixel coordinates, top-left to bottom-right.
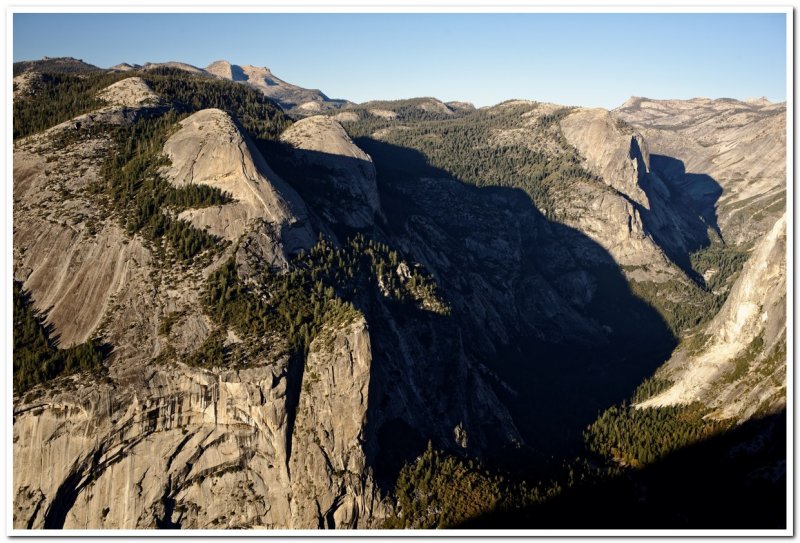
{"left": 11, "top": 58, "right": 787, "bottom": 530}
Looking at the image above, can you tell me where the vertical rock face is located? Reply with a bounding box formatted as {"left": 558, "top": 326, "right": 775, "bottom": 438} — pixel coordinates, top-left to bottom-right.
{"left": 614, "top": 97, "right": 786, "bottom": 247}
{"left": 560, "top": 108, "right": 707, "bottom": 278}
{"left": 13, "top": 318, "right": 392, "bottom": 530}
{"left": 289, "top": 316, "right": 386, "bottom": 528}
{"left": 14, "top": 364, "right": 295, "bottom": 529}
{"left": 13, "top": 318, "right": 389, "bottom": 529}
{"left": 560, "top": 108, "right": 651, "bottom": 203}
{"left": 279, "top": 116, "right": 382, "bottom": 228}
{"left": 639, "top": 213, "right": 786, "bottom": 419}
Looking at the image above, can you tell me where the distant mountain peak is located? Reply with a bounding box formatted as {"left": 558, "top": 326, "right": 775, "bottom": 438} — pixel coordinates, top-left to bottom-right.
{"left": 207, "top": 60, "right": 272, "bottom": 74}
{"left": 109, "top": 62, "right": 139, "bottom": 72}
{"left": 203, "top": 60, "right": 348, "bottom": 113}
{"left": 619, "top": 96, "right": 644, "bottom": 109}
{"left": 140, "top": 61, "right": 207, "bottom": 75}
{"left": 13, "top": 56, "right": 100, "bottom": 75}
{"left": 746, "top": 96, "right": 771, "bottom": 105}
{"left": 205, "top": 59, "right": 248, "bottom": 81}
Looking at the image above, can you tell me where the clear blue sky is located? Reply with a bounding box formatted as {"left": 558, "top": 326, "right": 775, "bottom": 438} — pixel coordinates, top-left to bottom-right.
{"left": 13, "top": 13, "right": 787, "bottom": 108}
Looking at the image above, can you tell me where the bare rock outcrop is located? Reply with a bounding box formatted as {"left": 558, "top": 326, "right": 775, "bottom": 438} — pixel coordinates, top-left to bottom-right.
{"left": 561, "top": 108, "right": 651, "bottom": 203}
{"left": 368, "top": 109, "right": 398, "bottom": 120}
{"left": 559, "top": 108, "right": 693, "bottom": 278}
{"left": 13, "top": 110, "right": 157, "bottom": 348}
{"left": 162, "top": 108, "right": 314, "bottom": 261}
{"left": 13, "top": 71, "right": 43, "bottom": 99}
{"left": 280, "top": 115, "right": 381, "bottom": 228}
{"left": 14, "top": 309, "right": 391, "bottom": 529}
{"left": 614, "top": 97, "right": 786, "bottom": 246}
{"left": 639, "top": 213, "right": 786, "bottom": 419}
{"left": 205, "top": 59, "right": 245, "bottom": 81}
{"left": 97, "top": 77, "right": 160, "bottom": 108}
{"left": 14, "top": 361, "right": 292, "bottom": 529}
{"left": 289, "top": 315, "right": 387, "bottom": 528}
{"left": 332, "top": 111, "right": 359, "bottom": 123}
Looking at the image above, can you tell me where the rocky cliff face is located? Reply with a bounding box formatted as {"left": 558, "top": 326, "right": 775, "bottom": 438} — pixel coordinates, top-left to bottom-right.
{"left": 613, "top": 97, "right": 787, "bottom": 420}
{"left": 559, "top": 108, "right": 675, "bottom": 278}
{"left": 614, "top": 97, "right": 786, "bottom": 247}
{"left": 560, "top": 107, "right": 712, "bottom": 281}
{"left": 12, "top": 78, "right": 521, "bottom": 529}
{"left": 289, "top": 316, "right": 386, "bottom": 528}
{"left": 12, "top": 64, "right": 787, "bottom": 529}
{"left": 639, "top": 213, "right": 786, "bottom": 420}
{"left": 13, "top": 314, "right": 392, "bottom": 529}
{"left": 13, "top": 89, "right": 161, "bottom": 348}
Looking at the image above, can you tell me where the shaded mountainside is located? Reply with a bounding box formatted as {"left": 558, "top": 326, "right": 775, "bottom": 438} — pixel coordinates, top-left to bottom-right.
{"left": 331, "top": 99, "right": 733, "bottom": 336}
{"left": 12, "top": 65, "right": 787, "bottom": 530}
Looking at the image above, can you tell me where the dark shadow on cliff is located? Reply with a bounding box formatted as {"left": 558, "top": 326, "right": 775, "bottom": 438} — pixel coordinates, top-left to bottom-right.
{"left": 459, "top": 410, "right": 786, "bottom": 529}
{"left": 643, "top": 152, "right": 725, "bottom": 282}
{"left": 356, "top": 138, "right": 680, "bottom": 482}
{"left": 650, "top": 153, "right": 723, "bottom": 240}
{"left": 626, "top": 142, "right": 724, "bottom": 281}
{"left": 263, "top": 137, "right": 679, "bottom": 487}
{"left": 260, "top": 140, "right": 379, "bottom": 233}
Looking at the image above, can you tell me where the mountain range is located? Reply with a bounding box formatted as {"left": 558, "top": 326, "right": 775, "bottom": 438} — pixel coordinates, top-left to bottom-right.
{"left": 11, "top": 57, "right": 787, "bottom": 530}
